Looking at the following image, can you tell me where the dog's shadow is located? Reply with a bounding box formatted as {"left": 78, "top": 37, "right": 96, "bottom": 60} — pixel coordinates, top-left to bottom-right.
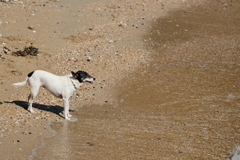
{"left": 6, "top": 100, "right": 68, "bottom": 118}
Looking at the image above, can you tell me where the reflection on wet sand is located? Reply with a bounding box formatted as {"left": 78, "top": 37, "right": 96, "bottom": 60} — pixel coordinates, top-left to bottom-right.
{"left": 51, "top": 121, "right": 70, "bottom": 159}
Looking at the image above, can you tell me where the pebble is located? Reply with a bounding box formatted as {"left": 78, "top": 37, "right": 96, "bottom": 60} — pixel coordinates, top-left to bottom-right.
{"left": 28, "top": 26, "right": 34, "bottom": 30}
{"left": 87, "top": 57, "right": 92, "bottom": 61}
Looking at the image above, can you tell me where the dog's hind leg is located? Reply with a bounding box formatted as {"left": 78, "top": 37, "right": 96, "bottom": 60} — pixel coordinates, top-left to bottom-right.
{"left": 28, "top": 86, "right": 39, "bottom": 113}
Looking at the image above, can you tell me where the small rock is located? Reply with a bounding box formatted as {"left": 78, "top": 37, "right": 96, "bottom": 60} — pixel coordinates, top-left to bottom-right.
{"left": 87, "top": 57, "right": 92, "bottom": 61}
{"left": 86, "top": 142, "right": 94, "bottom": 146}
{"left": 70, "top": 57, "right": 75, "bottom": 61}
{"left": 3, "top": 46, "right": 11, "bottom": 54}
{"left": 28, "top": 26, "right": 34, "bottom": 30}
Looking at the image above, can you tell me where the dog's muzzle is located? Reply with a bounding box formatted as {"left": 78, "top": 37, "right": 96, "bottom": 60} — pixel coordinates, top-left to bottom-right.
{"left": 84, "top": 77, "right": 96, "bottom": 84}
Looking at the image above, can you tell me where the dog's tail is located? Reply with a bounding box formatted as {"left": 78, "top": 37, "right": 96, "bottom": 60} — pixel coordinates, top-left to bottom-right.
{"left": 12, "top": 71, "right": 35, "bottom": 87}
{"left": 12, "top": 76, "right": 29, "bottom": 87}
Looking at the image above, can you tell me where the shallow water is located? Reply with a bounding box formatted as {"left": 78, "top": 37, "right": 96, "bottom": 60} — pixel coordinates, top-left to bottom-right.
{"left": 30, "top": 99, "right": 240, "bottom": 159}
{"left": 30, "top": 1, "right": 240, "bottom": 159}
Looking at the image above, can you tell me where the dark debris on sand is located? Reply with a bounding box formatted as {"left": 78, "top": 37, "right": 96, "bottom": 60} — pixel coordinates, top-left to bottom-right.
{"left": 12, "top": 45, "right": 39, "bottom": 57}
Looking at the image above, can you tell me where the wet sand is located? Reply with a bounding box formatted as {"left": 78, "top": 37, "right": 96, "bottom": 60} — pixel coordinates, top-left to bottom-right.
{"left": 0, "top": 0, "right": 240, "bottom": 159}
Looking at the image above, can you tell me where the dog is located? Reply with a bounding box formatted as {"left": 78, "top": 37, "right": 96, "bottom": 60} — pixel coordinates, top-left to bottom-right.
{"left": 12, "top": 70, "right": 95, "bottom": 120}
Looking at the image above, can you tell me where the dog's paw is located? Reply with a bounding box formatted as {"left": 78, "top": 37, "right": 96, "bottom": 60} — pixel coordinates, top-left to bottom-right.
{"left": 68, "top": 114, "right": 73, "bottom": 117}
{"left": 28, "top": 109, "right": 35, "bottom": 113}
{"left": 65, "top": 117, "right": 71, "bottom": 120}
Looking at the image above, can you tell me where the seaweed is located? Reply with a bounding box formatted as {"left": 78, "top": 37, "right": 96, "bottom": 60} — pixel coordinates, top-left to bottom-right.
{"left": 12, "top": 45, "right": 39, "bottom": 57}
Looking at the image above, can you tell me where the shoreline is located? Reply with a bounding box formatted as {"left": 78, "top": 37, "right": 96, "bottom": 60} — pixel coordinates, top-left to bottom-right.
{"left": 27, "top": 121, "right": 57, "bottom": 160}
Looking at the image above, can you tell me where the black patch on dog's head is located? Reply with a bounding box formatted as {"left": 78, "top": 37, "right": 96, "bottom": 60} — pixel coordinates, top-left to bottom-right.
{"left": 71, "top": 71, "right": 95, "bottom": 83}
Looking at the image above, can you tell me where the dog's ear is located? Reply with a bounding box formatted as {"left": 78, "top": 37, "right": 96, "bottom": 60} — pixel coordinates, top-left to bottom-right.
{"left": 71, "top": 71, "right": 78, "bottom": 79}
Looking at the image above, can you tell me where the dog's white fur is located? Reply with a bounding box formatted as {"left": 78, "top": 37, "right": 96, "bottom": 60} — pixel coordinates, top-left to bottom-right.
{"left": 231, "top": 146, "right": 240, "bottom": 160}
{"left": 12, "top": 70, "right": 95, "bottom": 120}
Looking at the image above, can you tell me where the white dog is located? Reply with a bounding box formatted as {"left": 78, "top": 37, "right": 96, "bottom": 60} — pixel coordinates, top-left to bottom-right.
{"left": 231, "top": 146, "right": 240, "bottom": 160}
{"left": 12, "top": 70, "right": 95, "bottom": 120}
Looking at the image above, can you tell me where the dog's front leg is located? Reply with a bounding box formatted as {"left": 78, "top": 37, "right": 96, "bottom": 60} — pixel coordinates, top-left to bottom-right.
{"left": 63, "top": 98, "right": 70, "bottom": 120}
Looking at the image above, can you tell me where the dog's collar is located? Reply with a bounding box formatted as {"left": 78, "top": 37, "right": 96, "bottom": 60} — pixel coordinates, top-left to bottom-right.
{"left": 70, "top": 78, "right": 78, "bottom": 90}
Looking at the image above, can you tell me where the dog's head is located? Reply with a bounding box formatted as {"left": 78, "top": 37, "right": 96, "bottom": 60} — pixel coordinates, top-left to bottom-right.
{"left": 71, "top": 71, "right": 95, "bottom": 84}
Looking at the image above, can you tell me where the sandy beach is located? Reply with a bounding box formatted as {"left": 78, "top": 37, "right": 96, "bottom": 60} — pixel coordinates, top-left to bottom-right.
{"left": 0, "top": 0, "right": 240, "bottom": 159}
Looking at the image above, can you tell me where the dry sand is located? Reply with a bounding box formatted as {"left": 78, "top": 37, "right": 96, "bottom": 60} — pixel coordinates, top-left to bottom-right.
{"left": 0, "top": 0, "right": 239, "bottom": 159}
